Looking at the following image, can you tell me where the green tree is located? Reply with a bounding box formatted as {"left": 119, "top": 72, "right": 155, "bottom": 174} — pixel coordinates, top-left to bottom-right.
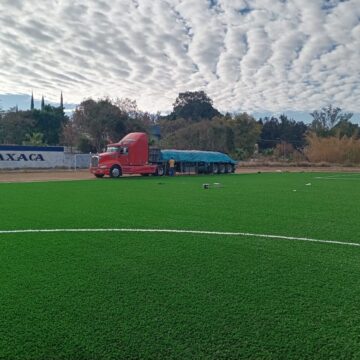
{"left": 32, "top": 105, "right": 68, "bottom": 145}
{"left": 30, "top": 92, "right": 34, "bottom": 110}
{"left": 114, "top": 97, "right": 156, "bottom": 133}
{"left": 259, "top": 115, "right": 308, "bottom": 150}
{"left": 73, "top": 98, "right": 123, "bottom": 151}
{"left": 158, "top": 117, "right": 191, "bottom": 140}
{"left": 231, "top": 113, "right": 261, "bottom": 159}
{"left": 0, "top": 105, "right": 67, "bottom": 145}
{"left": 0, "top": 111, "right": 35, "bottom": 144}
{"left": 161, "top": 117, "right": 234, "bottom": 153}
{"left": 72, "top": 98, "right": 148, "bottom": 152}
{"left": 167, "top": 91, "right": 221, "bottom": 121}
{"left": 160, "top": 113, "right": 260, "bottom": 160}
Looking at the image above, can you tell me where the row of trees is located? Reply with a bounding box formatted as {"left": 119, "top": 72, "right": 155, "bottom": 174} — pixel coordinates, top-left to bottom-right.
{"left": 0, "top": 105, "right": 67, "bottom": 146}
{"left": 0, "top": 98, "right": 155, "bottom": 152}
{"left": 159, "top": 92, "right": 359, "bottom": 161}
{"left": 1, "top": 91, "right": 359, "bottom": 161}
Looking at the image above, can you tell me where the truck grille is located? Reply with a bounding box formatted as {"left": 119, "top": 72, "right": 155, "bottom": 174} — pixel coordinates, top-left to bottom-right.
{"left": 91, "top": 156, "right": 99, "bottom": 167}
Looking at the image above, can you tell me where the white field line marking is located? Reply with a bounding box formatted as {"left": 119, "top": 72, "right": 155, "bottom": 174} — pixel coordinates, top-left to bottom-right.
{"left": 315, "top": 174, "right": 360, "bottom": 180}
{"left": 315, "top": 177, "right": 360, "bottom": 181}
{"left": 0, "top": 228, "right": 359, "bottom": 248}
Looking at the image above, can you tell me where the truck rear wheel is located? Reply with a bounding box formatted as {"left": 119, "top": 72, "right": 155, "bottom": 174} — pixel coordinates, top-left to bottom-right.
{"left": 155, "top": 165, "right": 165, "bottom": 176}
{"left": 110, "top": 165, "right": 122, "bottom": 178}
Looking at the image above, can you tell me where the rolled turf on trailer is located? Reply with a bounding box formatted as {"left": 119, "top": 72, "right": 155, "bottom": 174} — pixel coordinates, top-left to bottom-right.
{"left": 160, "top": 149, "right": 236, "bottom": 174}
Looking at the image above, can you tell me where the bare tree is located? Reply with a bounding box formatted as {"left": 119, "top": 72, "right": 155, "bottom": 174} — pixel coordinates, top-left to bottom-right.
{"left": 310, "top": 105, "right": 353, "bottom": 136}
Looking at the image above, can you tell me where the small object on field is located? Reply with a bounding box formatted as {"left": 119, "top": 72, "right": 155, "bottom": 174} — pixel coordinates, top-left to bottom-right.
{"left": 305, "top": 183, "right": 312, "bottom": 186}
{"left": 293, "top": 189, "right": 297, "bottom": 192}
{"left": 203, "top": 183, "right": 223, "bottom": 189}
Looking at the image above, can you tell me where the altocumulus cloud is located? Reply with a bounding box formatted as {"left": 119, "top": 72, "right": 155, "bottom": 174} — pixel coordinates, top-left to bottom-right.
{"left": 0, "top": 0, "right": 360, "bottom": 114}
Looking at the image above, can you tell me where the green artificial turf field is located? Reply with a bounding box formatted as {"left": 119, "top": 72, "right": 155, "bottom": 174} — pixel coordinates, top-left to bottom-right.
{"left": 1, "top": 172, "right": 360, "bottom": 359}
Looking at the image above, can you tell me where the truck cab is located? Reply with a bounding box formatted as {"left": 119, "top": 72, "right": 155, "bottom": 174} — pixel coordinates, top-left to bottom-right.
{"left": 90, "top": 132, "right": 161, "bottom": 178}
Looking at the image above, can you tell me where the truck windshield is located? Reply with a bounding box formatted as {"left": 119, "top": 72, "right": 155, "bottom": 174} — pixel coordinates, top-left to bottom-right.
{"left": 106, "top": 146, "right": 119, "bottom": 153}
{"left": 106, "top": 146, "right": 128, "bottom": 154}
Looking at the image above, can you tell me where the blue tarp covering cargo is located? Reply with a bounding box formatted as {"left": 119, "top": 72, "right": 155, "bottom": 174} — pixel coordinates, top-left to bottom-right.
{"left": 160, "top": 149, "right": 236, "bottom": 164}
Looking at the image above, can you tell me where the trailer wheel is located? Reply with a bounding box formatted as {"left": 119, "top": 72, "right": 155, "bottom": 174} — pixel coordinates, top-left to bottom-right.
{"left": 155, "top": 165, "right": 165, "bottom": 176}
{"left": 219, "top": 164, "right": 226, "bottom": 174}
{"left": 225, "top": 164, "right": 232, "bottom": 173}
{"left": 212, "top": 163, "right": 219, "bottom": 174}
{"left": 110, "top": 165, "right": 122, "bottom": 178}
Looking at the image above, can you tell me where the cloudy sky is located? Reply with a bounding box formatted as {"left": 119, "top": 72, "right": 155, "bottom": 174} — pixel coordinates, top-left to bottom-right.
{"left": 1, "top": 0, "right": 360, "bottom": 121}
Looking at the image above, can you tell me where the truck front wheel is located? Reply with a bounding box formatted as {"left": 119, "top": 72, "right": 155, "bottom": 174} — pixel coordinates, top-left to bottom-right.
{"left": 110, "top": 165, "right": 122, "bottom": 178}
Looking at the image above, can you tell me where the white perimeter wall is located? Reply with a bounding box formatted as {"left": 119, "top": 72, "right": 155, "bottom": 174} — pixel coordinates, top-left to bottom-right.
{"left": 0, "top": 146, "right": 91, "bottom": 169}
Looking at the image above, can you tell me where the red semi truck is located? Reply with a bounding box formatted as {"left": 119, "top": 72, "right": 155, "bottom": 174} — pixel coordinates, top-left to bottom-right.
{"left": 90, "top": 132, "right": 236, "bottom": 178}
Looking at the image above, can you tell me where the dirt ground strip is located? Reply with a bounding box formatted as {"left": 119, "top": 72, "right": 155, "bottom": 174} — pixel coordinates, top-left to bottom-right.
{"left": 0, "top": 169, "right": 93, "bottom": 183}
{"left": 1, "top": 166, "right": 360, "bottom": 183}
